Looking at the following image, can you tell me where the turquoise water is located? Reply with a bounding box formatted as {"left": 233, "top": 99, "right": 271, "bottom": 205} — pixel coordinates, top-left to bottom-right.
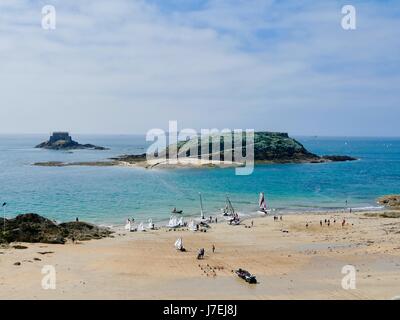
{"left": 1, "top": 135, "right": 399, "bottom": 225}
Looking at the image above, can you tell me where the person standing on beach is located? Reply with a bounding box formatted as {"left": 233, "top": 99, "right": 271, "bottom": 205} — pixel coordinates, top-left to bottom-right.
{"left": 251, "top": 220, "right": 254, "bottom": 227}
{"left": 212, "top": 244, "right": 215, "bottom": 253}
{"left": 320, "top": 220, "right": 323, "bottom": 227}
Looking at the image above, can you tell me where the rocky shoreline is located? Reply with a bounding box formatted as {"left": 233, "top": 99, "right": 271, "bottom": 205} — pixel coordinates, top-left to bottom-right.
{"left": 378, "top": 195, "right": 400, "bottom": 209}
{"left": 0, "top": 213, "right": 113, "bottom": 244}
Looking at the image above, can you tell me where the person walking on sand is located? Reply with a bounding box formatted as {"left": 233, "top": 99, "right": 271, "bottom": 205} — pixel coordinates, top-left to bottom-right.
{"left": 342, "top": 219, "right": 346, "bottom": 227}
{"left": 212, "top": 244, "right": 215, "bottom": 253}
{"left": 215, "top": 217, "right": 218, "bottom": 224}
{"left": 320, "top": 220, "right": 323, "bottom": 227}
{"left": 251, "top": 220, "right": 254, "bottom": 227}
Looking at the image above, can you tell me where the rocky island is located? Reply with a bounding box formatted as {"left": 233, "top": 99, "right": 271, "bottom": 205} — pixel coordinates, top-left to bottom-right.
{"left": 34, "top": 131, "right": 357, "bottom": 168}
{"left": 113, "top": 132, "right": 357, "bottom": 167}
{"left": 35, "top": 132, "right": 108, "bottom": 150}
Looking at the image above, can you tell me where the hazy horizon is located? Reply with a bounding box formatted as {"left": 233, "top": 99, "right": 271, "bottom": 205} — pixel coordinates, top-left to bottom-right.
{"left": 2, "top": 131, "right": 400, "bottom": 139}
{"left": 1, "top": 0, "right": 399, "bottom": 136}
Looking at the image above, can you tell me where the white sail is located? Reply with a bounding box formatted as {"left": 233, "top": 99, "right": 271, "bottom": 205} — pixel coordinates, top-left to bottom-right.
{"left": 174, "top": 238, "right": 183, "bottom": 250}
{"left": 147, "top": 218, "right": 154, "bottom": 230}
{"left": 188, "top": 220, "right": 197, "bottom": 232}
{"left": 124, "top": 221, "right": 131, "bottom": 231}
{"left": 199, "top": 192, "right": 205, "bottom": 220}
{"left": 167, "top": 216, "right": 180, "bottom": 228}
{"left": 124, "top": 220, "right": 137, "bottom": 232}
{"left": 259, "top": 192, "right": 267, "bottom": 210}
{"left": 138, "top": 222, "right": 145, "bottom": 232}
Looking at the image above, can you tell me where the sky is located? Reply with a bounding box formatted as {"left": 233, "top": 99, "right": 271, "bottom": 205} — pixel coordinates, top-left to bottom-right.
{"left": 0, "top": 0, "right": 399, "bottom": 136}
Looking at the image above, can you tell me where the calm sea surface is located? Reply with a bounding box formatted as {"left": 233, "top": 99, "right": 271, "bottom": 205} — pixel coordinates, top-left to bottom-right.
{"left": 1, "top": 134, "right": 399, "bottom": 225}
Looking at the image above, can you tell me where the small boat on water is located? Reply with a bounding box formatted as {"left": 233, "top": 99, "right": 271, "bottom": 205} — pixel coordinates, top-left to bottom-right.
{"left": 235, "top": 268, "right": 257, "bottom": 284}
{"left": 258, "top": 192, "right": 271, "bottom": 214}
{"left": 172, "top": 208, "right": 183, "bottom": 214}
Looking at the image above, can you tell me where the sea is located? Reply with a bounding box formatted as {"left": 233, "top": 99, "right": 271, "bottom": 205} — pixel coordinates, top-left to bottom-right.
{"left": 1, "top": 134, "right": 399, "bottom": 226}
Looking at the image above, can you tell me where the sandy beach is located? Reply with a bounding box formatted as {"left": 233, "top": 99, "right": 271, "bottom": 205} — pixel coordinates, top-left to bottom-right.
{"left": 1, "top": 211, "right": 400, "bottom": 300}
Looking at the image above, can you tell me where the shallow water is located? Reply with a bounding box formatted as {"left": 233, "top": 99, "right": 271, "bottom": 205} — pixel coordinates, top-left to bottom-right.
{"left": 0, "top": 134, "right": 399, "bottom": 225}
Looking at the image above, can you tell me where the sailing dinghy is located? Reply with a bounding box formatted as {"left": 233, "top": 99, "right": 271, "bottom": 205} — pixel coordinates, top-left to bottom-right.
{"left": 174, "top": 237, "right": 185, "bottom": 251}
{"left": 258, "top": 192, "right": 271, "bottom": 214}
{"left": 138, "top": 222, "right": 145, "bottom": 232}
{"left": 167, "top": 216, "right": 183, "bottom": 228}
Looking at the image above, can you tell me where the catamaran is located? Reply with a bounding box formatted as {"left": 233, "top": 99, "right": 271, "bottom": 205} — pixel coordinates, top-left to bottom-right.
{"left": 222, "top": 196, "right": 240, "bottom": 225}
{"left": 222, "top": 196, "right": 235, "bottom": 218}
{"left": 258, "top": 192, "right": 271, "bottom": 214}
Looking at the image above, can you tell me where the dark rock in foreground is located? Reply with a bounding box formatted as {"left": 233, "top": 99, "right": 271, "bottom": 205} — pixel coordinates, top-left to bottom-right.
{"left": 0, "top": 213, "right": 112, "bottom": 244}
{"left": 36, "top": 132, "right": 108, "bottom": 150}
{"left": 378, "top": 195, "right": 400, "bottom": 209}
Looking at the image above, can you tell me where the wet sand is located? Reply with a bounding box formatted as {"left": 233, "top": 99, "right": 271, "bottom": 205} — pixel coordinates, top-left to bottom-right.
{"left": 1, "top": 211, "right": 400, "bottom": 299}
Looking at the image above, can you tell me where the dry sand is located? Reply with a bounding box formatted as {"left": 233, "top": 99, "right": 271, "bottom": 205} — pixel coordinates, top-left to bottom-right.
{"left": 1, "top": 211, "right": 400, "bottom": 300}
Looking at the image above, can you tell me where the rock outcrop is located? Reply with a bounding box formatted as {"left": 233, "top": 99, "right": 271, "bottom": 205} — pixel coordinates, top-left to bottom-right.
{"left": 0, "top": 213, "right": 112, "bottom": 244}
{"left": 36, "top": 132, "right": 108, "bottom": 150}
{"left": 378, "top": 195, "right": 400, "bottom": 209}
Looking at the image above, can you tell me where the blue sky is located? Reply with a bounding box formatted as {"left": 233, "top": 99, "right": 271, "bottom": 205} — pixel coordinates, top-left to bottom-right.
{"left": 0, "top": 0, "right": 399, "bottom": 136}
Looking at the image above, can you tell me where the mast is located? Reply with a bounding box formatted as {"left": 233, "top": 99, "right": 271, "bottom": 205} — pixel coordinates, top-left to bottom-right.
{"left": 199, "top": 192, "right": 205, "bottom": 220}
{"left": 259, "top": 192, "right": 266, "bottom": 209}
{"left": 226, "top": 196, "right": 235, "bottom": 215}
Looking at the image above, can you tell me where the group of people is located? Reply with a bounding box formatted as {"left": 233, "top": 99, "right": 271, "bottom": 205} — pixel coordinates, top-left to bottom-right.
{"left": 175, "top": 239, "right": 216, "bottom": 261}
{"left": 315, "top": 218, "right": 347, "bottom": 227}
